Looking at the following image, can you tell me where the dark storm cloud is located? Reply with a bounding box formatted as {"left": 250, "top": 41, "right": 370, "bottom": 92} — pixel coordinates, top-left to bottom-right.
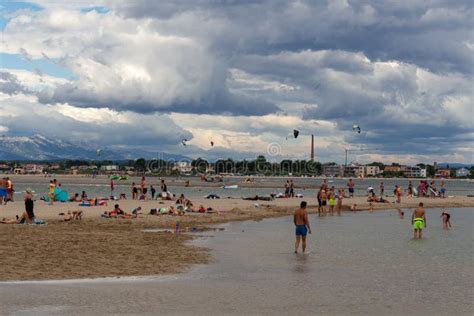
{"left": 110, "top": 0, "right": 474, "bottom": 74}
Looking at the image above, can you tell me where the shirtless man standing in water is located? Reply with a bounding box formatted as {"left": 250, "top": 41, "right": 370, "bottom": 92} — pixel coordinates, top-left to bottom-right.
{"left": 294, "top": 201, "right": 312, "bottom": 253}
{"left": 411, "top": 202, "right": 427, "bottom": 239}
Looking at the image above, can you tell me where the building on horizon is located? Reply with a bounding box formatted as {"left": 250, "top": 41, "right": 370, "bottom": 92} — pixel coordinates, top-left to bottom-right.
{"left": 455, "top": 167, "right": 469, "bottom": 178}
{"left": 322, "top": 164, "right": 344, "bottom": 177}
{"left": 435, "top": 168, "right": 450, "bottom": 178}
{"left": 365, "top": 165, "right": 382, "bottom": 177}
{"left": 344, "top": 163, "right": 365, "bottom": 178}
{"left": 24, "top": 164, "right": 45, "bottom": 174}
{"left": 384, "top": 165, "right": 401, "bottom": 173}
{"left": 401, "top": 166, "right": 427, "bottom": 178}
{"left": 174, "top": 161, "right": 193, "bottom": 174}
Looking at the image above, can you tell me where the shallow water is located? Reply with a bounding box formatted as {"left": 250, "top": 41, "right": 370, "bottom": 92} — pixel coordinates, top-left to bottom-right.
{"left": 1, "top": 208, "right": 472, "bottom": 315}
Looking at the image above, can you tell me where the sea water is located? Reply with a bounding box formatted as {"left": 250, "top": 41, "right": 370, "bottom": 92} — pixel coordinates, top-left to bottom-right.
{"left": 10, "top": 177, "right": 474, "bottom": 199}
{"left": 1, "top": 208, "right": 472, "bottom": 315}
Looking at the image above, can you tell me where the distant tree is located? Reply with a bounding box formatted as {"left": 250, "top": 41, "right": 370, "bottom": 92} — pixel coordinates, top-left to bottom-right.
{"left": 192, "top": 158, "right": 208, "bottom": 174}
{"left": 426, "top": 164, "right": 436, "bottom": 177}
{"left": 135, "top": 158, "right": 146, "bottom": 173}
{"left": 470, "top": 167, "right": 474, "bottom": 179}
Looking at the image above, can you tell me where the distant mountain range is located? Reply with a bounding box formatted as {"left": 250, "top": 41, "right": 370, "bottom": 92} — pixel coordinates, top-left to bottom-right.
{"left": 437, "top": 163, "right": 473, "bottom": 169}
{"left": 0, "top": 134, "right": 190, "bottom": 161}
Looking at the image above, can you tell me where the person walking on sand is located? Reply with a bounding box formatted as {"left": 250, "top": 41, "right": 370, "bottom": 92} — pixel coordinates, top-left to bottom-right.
{"left": 150, "top": 185, "right": 156, "bottom": 199}
{"left": 440, "top": 181, "right": 446, "bottom": 198}
{"left": 336, "top": 189, "right": 344, "bottom": 216}
{"left": 141, "top": 176, "right": 147, "bottom": 199}
{"left": 320, "top": 189, "right": 328, "bottom": 216}
{"left": 131, "top": 182, "right": 138, "bottom": 200}
{"left": 289, "top": 180, "right": 295, "bottom": 198}
{"left": 284, "top": 180, "right": 290, "bottom": 198}
{"left": 347, "top": 178, "right": 355, "bottom": 198}
{"left": 110, "top": 179, "right": 115, "bottom": 196}
{"left": 379, "top": 181, "right": 384, "bottom": 197}
{"left": 294, "top": 201, "right": 312, "bottom": 254}
{"left": 395, "top": 185, "right": 402, "bottom": 203}
{"left": 412, "top": 202, "right": 427, "bottom": 239}
{"left": 6, "top": 177, "right": 13, "bottom": 202}
{"left": 440, "top": 210, "right": 451, "bottom": 230}
{"left": 0, "top": 177, "right": 7, "bottom": 205}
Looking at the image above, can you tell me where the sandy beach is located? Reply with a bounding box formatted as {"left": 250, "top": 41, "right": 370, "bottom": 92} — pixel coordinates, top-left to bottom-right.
{"left": 1, "top": 190, "right": 473, "bottom": 281}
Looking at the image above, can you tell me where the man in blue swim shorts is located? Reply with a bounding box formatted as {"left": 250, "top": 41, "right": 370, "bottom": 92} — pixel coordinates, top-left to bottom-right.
{"left": 294, "top": 201, "right": 312, "bottom": 253}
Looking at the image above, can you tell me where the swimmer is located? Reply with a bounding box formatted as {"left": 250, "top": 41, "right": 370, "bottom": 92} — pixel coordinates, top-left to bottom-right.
{"left": 411, "top": 202, "right": 426, "bottom": 239}
{"left": 400, "top": 211, "right": 405, "bottom": 219}
{"left": 440, "top": 210, "right": 451, "bottom": 230}
{"left": 294, "top": 201, "right": 312, "bottom": 254}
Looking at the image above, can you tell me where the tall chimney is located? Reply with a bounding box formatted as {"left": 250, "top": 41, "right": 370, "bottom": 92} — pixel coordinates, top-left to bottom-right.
{"left": 310, "top": 134, "right": 314, "bottom": 161}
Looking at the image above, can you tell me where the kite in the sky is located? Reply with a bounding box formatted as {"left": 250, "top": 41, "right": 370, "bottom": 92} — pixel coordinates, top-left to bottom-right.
{"left": 181, "top": 139, "right": 188, "bottom": 146}
{"left": 286, "top": 129, "right": 300, "bottom": 140}
{"left": 352, "top": 125, "right": 361, "bottom": 134}
{"left": 210, "top": 141, "right": 214, "bottom": 147}
{"left": 96, "top": 149, "right": 103, "bottom": 156}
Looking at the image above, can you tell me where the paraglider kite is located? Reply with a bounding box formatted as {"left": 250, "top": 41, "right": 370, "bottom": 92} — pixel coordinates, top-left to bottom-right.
{"left": 352, "top": 125, "right": 361, "bottom": 134}
{"left": 286, "top": 129, "right": 300, "bottom": 140}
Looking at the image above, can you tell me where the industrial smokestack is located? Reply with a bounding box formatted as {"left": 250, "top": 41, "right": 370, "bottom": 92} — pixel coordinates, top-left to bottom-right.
{"left": 310, "top": 134, "right": 314, "bottom": 161}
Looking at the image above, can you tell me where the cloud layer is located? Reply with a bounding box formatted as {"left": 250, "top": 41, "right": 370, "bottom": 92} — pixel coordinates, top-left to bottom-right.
{"left": 0, "top": 0, "right": 472, "bottom": 163}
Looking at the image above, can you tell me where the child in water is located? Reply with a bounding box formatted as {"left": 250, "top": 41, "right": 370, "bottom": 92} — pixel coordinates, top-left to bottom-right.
{"left": 440, "top": 210, "right": 451, "bottom": 230}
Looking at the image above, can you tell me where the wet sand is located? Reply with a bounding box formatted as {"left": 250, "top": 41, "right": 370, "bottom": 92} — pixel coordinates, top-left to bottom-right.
{"left": 1, "top": 192, "right": 473, "bottom": 281}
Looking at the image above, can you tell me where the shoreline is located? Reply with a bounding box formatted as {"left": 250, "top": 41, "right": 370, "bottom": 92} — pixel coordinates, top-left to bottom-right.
{"left": 1, "top": 196, "right": 473, "bottom": 281}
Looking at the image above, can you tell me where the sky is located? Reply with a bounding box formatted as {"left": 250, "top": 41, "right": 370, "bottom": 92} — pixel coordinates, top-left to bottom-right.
{"left": 0, "top": 0, "right": 473, "bottom": 164}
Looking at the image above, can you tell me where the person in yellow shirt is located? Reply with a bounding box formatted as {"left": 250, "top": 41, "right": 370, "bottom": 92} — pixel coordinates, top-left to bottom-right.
{"left": 48, "top": 180, "right": 55, "bottom": 205}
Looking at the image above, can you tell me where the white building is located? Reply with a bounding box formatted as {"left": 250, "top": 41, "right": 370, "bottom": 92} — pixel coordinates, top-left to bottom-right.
{"left": 403, "top": 166, "right": 427, "bottom": 178}
{"left": 100, "top": 165, "right": 119, "bottom": 171}
{"left": 174, "top": 162, "right": 193, "bottom": 173}
{"left": 456, "top": 167, "right": 470, "bottom": 178}
{"left": 24, "top": 164, "right": 45, "bottom": 174}
{"left": 365, "top": 166, "right": 381, "bottom": 177}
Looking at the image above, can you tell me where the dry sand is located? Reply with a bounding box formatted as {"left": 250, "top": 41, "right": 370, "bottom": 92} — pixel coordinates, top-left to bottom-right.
{"left": 1, "top": 191, "right": 473, "bottom": 281}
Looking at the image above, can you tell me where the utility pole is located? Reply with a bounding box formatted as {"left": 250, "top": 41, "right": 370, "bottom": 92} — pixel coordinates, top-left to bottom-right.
{"left": 310, "top": 134, "right": 314, "bottom": 161}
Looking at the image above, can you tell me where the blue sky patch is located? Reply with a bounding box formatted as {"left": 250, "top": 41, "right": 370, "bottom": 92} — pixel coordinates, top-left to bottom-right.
{"left": 0, "top": 53, "right": 73, "bottom": 79}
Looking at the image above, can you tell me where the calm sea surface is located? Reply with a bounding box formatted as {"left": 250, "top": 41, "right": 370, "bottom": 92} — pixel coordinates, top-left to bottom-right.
{"left": 1, "top": 208, "right": 472, "bottom": 315}
{"left": 10, "top": 176, "right": 474, "bottom": 199}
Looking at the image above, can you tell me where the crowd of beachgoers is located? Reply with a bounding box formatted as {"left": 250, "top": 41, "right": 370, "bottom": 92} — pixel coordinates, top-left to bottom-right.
{"left": 0, "top": 174, "right": 455, "bottom": 227}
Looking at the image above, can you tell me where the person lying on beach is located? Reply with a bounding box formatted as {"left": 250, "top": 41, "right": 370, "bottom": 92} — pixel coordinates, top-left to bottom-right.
{"left": 69, "top": 193, "right": 81, "bottom": 202}
{"left": 440, "top": 210, "right": 451, "bottom": 230}
{"left": 367, "top": 196, "right": 391, "bottom": 203}
{"left": 1, "top": 216, "right": 19, "bottom": 224}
